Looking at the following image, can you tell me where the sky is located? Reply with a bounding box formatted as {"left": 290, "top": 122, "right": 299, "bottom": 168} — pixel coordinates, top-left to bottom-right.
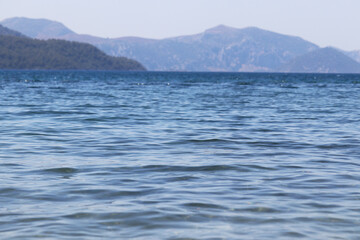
{"left": 0, "top": 0, "right": 359, "bottom": 51}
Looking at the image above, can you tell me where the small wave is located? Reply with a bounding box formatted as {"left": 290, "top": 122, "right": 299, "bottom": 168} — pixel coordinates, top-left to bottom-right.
{"left": 15, "top": 110, "right": 94, "bottom": 116}
{"left": 40, "top": 167, "right": 79, "bottom": 174}
{"left": 245, "top": 140, "right": 312, "bottom": 149}
{"left": 0, "top": 187, "right": 19, "bottom": 194}
{"left": 182, "top": 202, "right": 226, "bottom": 210}
{"left": 164, "top": 175, "right": 199, "bottom": 182}
{"left": 281, "top": 231, "right": 307, "bottom": 238}
{"left": 139, "top": 164, "right": 246, "bottom": 173}
{"left": 166, "top": 138, "right": 239, "bottom": 146}
{"left": 316, "top": 143, "right": 356, "bottom": 149}
{"left": 241, "top": 206, "right": 281, "bottom": 213}
{"left": 235, "top": 81, "right": 254, "bottom": 86}
{"left": 0, "top": 163, "right": 23, "bottom": 167}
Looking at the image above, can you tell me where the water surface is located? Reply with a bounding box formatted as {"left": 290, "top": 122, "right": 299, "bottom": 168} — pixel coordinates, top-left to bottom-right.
{"left": 1, "top": 71, "right": 360, "bottom": 239}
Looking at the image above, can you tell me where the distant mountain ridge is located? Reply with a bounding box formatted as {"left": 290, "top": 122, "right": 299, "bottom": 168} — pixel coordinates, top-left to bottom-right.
{"left": 346, "top": 50, "right": 360, "bottom": 63}
{"left": 0, "top": 24, "right": 145, "bottom": 71}
{"left": 2, "top": 17, "right": 360, "bottom": 73}
{"left": 141, "top": 25, "right": 319, "bottom": 71}
{"left": 280, "top": 47, "right": 360, "bottom": 73}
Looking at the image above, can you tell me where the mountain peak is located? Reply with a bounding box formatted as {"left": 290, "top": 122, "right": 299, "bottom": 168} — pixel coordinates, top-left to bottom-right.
{"left": 205, "top": 24, "right": 238, "bottom": 33}
{"left": 1, "top": 17, "right": 74, "bottom": 38}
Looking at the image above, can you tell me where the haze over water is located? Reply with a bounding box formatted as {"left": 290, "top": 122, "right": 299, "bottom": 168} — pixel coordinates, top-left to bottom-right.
{"left": 1, "top": 71, "right": 360, "bottom": 239}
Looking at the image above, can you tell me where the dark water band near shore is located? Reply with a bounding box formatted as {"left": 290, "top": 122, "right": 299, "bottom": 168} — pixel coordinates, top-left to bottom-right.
{"left": 1, "top": 71, "right": 360, "bottom": 239}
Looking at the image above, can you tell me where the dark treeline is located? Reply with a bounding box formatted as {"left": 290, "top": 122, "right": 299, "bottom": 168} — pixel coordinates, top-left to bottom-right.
{"left": 0, "top": 35, "right": 146, "bottom": 71}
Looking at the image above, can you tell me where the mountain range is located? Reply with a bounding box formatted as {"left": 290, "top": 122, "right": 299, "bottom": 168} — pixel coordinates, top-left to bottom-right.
{"left": 2, "top": 17, "right": 360, "bottom": 73}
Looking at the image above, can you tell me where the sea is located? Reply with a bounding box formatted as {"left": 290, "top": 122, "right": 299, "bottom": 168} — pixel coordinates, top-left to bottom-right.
{"left": 1, "top": 71, "right": 360, "bottom": 239}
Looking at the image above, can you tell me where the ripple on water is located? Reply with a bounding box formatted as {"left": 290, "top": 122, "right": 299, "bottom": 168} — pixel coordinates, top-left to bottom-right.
{"left": 1, "top": 71, "right": 360, "bottom": 239}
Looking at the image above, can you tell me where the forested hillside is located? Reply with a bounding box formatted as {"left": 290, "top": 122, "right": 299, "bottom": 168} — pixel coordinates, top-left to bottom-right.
{"left": 0, "top": 26, "right": 145, "bottom": 71}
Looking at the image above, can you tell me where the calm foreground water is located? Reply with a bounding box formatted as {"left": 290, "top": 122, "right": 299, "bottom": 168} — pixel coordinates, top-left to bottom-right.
{"left": 1, "top": 71, "right": 360, "bottom": 239}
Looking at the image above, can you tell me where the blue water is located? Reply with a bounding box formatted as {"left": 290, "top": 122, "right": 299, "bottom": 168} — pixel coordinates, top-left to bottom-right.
{"left": 1, "top": 71, "right": 360, "bottom": 239}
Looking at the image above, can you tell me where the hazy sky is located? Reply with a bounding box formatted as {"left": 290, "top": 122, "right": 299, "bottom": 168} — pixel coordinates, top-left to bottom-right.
{"left": 0, "top": 0, "right": 359, "bottom": 50}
